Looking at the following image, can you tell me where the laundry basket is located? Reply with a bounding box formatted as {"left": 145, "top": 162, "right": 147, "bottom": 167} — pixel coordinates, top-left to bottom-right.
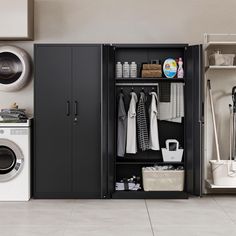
{"left": 142, "top": 167, "right": 185, "bottom": 191}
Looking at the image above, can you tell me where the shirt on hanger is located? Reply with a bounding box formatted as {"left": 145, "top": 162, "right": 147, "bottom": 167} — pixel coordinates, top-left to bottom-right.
{"left": 149, "top": 91, "right": 160, "bottom": 151}
{"left": 126, "top": 92, "right": 138, "bottom": 154}
{"left": 117, "top": 93, "right": 127, "bottom": 157}
{"left": 137, "top": 92, "right": 149, "bottom": 151}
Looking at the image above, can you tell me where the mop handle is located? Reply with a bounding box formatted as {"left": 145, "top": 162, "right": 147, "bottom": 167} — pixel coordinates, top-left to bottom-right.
{"left": 207, "top": 80, "right": 221, "bottom": 161}
{"left": 229, "top": 104, "right": 232, "bottom": 161}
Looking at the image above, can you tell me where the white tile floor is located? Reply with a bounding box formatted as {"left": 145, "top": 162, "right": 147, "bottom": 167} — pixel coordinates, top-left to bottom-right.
{"left": 0, "top": 196, "right": 235, "bottom": 236}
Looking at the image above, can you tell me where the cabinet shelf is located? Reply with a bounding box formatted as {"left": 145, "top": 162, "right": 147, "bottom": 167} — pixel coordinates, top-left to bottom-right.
{"left": 115, "top": 78, "right": 184, "bottom": 83}
{"left": 112, "top": 190, "right": 188, "bottom": 199}
{"left": 116, "top": 161, "right": 184, "bottom": 165}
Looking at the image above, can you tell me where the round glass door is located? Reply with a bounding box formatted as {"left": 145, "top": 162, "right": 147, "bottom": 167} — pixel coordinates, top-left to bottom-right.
{"left": 0, "top": 146, "right": 16, "bottom": 175}
{"left": 0, "top": 52, "right": 23, "bottom": 85}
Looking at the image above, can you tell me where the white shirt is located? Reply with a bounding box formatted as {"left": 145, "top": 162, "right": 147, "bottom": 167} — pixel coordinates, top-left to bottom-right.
{"left": 126, "top": 92, "right": 138, "bottom": 154}
{"left": 149, "top": 92, "right": 160, "bottom": 150}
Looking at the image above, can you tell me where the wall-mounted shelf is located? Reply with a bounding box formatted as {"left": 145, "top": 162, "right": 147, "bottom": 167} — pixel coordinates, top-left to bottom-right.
{"left": 206, "top": 42, "right": 236, "bottom": 50}
{"left": 205, "top": 179, "right": 236, "bottom": 189}
{"left": 205, "top": 65, "right": 236, "bottom": 71}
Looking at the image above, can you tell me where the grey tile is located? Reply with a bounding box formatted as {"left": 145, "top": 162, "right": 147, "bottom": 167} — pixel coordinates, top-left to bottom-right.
{"left": 71, "top": 199, "right": 146, "bottom": 211}
{"left": 0, "top": 226, "right": 65, "bottom": 236}
{"left": 153, "top": 226, "right": 236, "bottom": 236}
{"left": 0, "top": 199, "right": 75, "bottom": 212}
{"left": 147, "top": 196, "right": 217, "bottom": 211}
{"left": 0, "top": 210, "right": 72, "bottom": 226}
{"left": 213, "top": 196, "right": 236, "bottom": 223}
{"left": 147, "top": 197, "right": 233, "bottom": 227}
{"left": 64, "top": 225, "right": 153, "bottom": 236}
{"left": 69, "top": 208, "right": 150, "bottom": 227}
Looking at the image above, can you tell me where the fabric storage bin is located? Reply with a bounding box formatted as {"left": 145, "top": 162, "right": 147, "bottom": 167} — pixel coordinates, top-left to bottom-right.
{"left": 209, "top": 51, "right": 235, "bottom": 66}
{"left": 142, "top": 167, "right": 185, "bottom": 191}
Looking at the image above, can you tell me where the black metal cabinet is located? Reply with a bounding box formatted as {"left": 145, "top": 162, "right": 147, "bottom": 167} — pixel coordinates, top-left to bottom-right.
{"left": 34, "top": 44, "right": 104, "bottom": 198}
{"left": 34, "top": 43, "right": 203, "bottom": 199}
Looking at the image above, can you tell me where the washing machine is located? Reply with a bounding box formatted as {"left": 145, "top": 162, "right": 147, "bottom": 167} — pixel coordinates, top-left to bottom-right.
{"left": 0, "top": 120, "right": 31, "bottom": 201}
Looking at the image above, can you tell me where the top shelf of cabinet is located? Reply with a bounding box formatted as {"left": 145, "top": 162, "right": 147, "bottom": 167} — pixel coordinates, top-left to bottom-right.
{"left": 115, "top": 78, "right": 185, "bottom": 83}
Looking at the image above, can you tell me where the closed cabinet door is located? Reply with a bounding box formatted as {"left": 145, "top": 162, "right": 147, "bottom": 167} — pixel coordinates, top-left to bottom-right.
{"left": 34, "top": 46, "right": 72, "bottom": 195}
{"left": 72, "top": 45, "right": 102, "bottom": 197}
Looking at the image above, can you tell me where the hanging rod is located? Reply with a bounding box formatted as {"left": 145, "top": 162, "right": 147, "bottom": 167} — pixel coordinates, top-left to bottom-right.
{"left": 116, "top": 83, "right": 159, "bottom": 86}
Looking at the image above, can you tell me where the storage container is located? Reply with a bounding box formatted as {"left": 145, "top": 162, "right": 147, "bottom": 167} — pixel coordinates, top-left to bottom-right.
{"left": 210, "top": 160, "right": 236, "bottom": 186}
{"left": 142, "top": 168, "right": 185, "bottom": 191}
{"left": 141, "top": 70, "right": 162, "bottom": 78}
{"left": 209, "top": 51, "right": 235, "bottom": 66}
{"left": 161, "top": 139, "right": 184, "bottom": 162}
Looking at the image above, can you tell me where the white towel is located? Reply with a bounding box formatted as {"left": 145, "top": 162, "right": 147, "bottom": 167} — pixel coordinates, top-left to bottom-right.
{"left": 149, "top": 92, "right": 160, "bottom": 150}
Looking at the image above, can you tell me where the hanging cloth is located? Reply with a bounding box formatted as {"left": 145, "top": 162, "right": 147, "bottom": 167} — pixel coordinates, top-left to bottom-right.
{"left": 149, "top": 92, "right": 160, "bottom": 151}
{"left": 117, "top": 93, "right": 127, "bottom": 157}
{"left": 126, "top": 92, "right": 138, "bottom": 154}
{"left": 137, "top": 92, "right": 149, "bottom": 151}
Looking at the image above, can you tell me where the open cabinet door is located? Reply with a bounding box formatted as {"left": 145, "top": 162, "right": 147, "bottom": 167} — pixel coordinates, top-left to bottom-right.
{"left": 102, "top": 45, "right": 115, "bottom": 198}
{"left": 185, "top": 45, "right": 204, "bottom": 196}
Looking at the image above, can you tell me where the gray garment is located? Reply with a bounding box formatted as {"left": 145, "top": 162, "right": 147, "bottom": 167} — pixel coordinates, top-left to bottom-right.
{"left": 117, "top": 93, "right": 127, "bottom": 157}
{"left": 137, "top": 92, "right": 149, "bottom": 151}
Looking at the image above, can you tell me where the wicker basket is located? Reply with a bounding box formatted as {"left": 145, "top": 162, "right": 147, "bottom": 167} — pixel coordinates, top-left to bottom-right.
{"left": 142, "top": 168, "right": 185, "bottom": 191}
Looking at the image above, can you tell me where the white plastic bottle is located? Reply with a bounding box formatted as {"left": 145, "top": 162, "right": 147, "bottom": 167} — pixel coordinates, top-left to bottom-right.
{"left": 177, "top": 58, "right": 184, "bottom": 78}
{"left": 123, "top": 62, "right": 130, "bottom": 78}
{"left": 116, "top": 62, "right": 122, "bottom": 78}
{"left": 130, "top": 62, "right": 137, "bottom": 78}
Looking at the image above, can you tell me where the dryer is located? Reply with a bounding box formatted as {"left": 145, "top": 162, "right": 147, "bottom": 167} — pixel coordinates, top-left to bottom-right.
{"left": 0, "top": 120, "right": 31, "bottom": 201}
{"left": 0, "top": 46, "right": 31, "bottom": 92}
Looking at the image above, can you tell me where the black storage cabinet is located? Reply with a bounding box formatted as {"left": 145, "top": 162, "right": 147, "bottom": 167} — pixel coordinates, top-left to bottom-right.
{"left": 34, "top": 43, "right": 203, "bottom": 199}
{"left": 34, "top": 44, "right": 107, "bottom": 198}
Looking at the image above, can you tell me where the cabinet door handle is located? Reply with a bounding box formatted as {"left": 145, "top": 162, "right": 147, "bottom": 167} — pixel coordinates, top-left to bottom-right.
{"left": 74, "top": 101, "right": 78, "bottom": 116}
{"left": 66, "top": 101, "right": 70, "bottom": 116}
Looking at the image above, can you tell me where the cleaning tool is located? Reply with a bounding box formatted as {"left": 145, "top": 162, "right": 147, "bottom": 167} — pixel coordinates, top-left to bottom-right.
{"left": 208, "top": 80, "right": 236, "bottom": 186}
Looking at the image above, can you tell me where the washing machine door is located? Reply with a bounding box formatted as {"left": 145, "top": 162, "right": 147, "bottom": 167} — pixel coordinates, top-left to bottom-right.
{"left": 0, "top": 139, "right": 24, "bottom": 182}
{"left": 0, "top": 46, "right": 31, "bottom": 92}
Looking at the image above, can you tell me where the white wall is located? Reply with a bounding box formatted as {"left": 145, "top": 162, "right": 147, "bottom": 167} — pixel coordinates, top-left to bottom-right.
{"left": 0, "top": 0, "right": 236, "bottom": 186}
{"left": 1, "top": 0, "right": 236, "bottom": 114}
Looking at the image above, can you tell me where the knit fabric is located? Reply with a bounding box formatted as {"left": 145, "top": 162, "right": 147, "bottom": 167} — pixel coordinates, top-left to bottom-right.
{"left": 137, "top": 92, "right": 149, "bottom": 151}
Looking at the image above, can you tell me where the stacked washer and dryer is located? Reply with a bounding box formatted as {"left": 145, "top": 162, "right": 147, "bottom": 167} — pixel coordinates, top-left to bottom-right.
{"left": 0, "top": 46, "right": 31, "bottom": 201}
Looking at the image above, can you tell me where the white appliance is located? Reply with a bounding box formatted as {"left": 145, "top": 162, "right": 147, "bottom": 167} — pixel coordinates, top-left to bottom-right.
{"left": 0, "top": 120, "right": 31, "bottom": 201}
{"left": 0, "top": 0, "right": 34, "bottom": 40}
